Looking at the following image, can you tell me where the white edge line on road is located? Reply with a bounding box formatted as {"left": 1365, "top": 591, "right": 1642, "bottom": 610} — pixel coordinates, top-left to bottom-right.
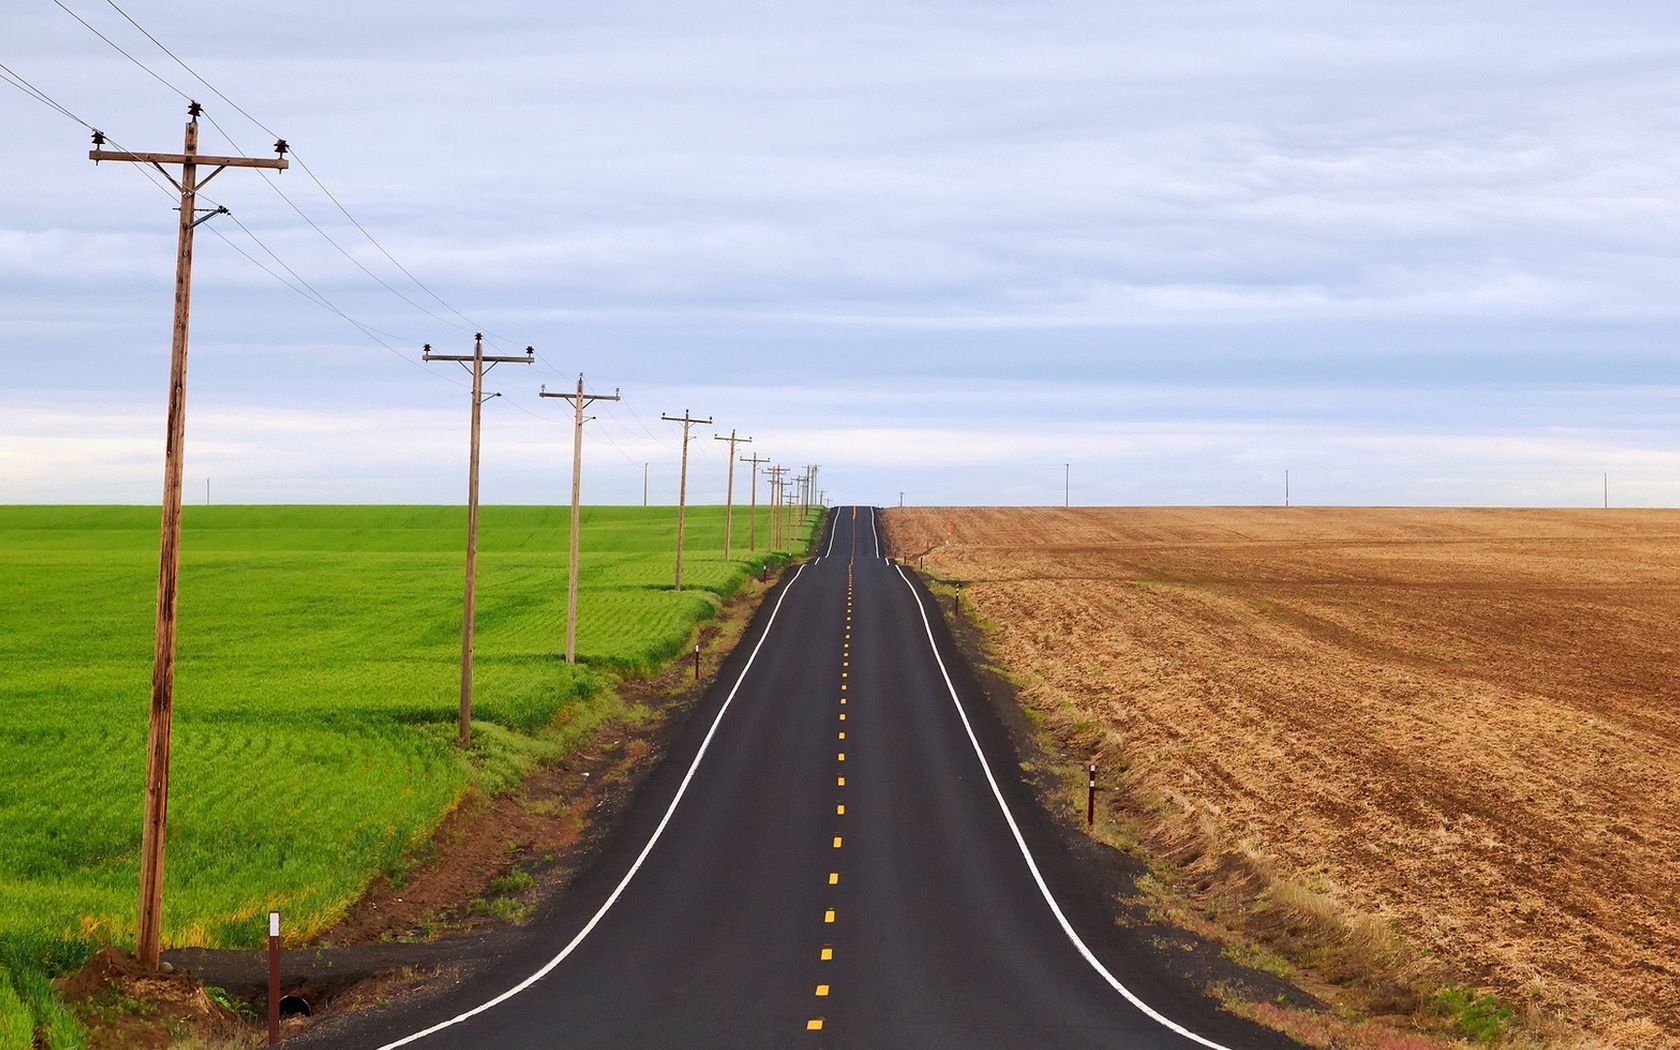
{"left": 822, "top": 505, "right": 838, "bottom": 559}
{"left": 892, "top": 563, "right": 1236, "bottom": 1050}
{"left": 375, "top": 562, "right": 811, "bottom": 1049}
{"left": 868, "top": 506, "right": 880, "bottom": 559}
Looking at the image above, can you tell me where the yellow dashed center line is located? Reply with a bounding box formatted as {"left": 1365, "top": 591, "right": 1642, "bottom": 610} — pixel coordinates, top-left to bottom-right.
{"left": 813, "top": 561, "right": 857, "bottom": 1037}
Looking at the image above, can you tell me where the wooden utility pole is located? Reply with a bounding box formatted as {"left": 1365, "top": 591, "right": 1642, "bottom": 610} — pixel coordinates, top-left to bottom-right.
{"left": 89, "top": 102, "right": 289, "bottom": 972}
{"left": 767, "top": 465, "right": 788, "bottom": 550}
{"left": 425, "top": 335, "right": 533, "bottom": 748}
{"left": 713, "top": 429, "right": 751, "bottom": 559}
{"left": 539, "top": 375, "right": 620, "bottom": 664}
{"left": 741, "top": 452, "right": 769, "bottom": 551}
{"left": 661, "top": 410, "right": 713, "bottom": 590}
{"left": 643, "top": 462, "right": 648, "bottom": 507}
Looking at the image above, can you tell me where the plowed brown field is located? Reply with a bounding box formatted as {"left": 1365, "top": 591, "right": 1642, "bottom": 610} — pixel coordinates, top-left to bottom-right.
{"left": 884, "top": 507, "right": 1680, "bottom": 1046}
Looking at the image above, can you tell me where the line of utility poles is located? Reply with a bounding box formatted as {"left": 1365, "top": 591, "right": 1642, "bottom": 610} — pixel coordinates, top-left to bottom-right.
{"left": 713, "top": 429, "right": 751, "bottom": 559}
{"left": 89, "top": 101, "right": 290, "bottom": 972}
{"left": 661, "top": 410, "right": 713, "bottom": 590}
{"left": 424, "top": 336, "right": 533, "bottom": 750}
{"left": 540, "top": 374, "right": 619, "bottom": 664}
{"left": 741, "top": 453, "right": 769, "bottom": 551}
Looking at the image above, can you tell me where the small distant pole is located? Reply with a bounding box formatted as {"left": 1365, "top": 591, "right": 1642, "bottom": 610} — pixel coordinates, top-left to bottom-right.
{"left": 713, "top": 429, "right": 753, "bottom": 559}
{"left": 660, "top": 410, "right": 713, "bottom": 591}
{"left": 1604, "top": 472, "right": 1609, "bottom": 509}
{"left": 643, "top": 462, "right": 648, "bottom": 507}
{"left": 1064, "top": 462, "right": 1070, "bottom": 507}
{"left": 1086, "top": 763, "right": 1096, "bottom": 826}
{"left": 205, "top": 477, "right": 209, "bottom": 507}
{"left": 693, "top": 642, "right": 701, "bottom": 680}
{"left": 899, "top": 491, "right": 904, "bottom": 508}
{"left": 1285, "top": 470, "right": 1290, "bottom": 508}
{"left": 266, "top": 910, "right": 280, "bottom": 1045}
{"left": 741, "top": 453, "right": 769, "bottom": 550}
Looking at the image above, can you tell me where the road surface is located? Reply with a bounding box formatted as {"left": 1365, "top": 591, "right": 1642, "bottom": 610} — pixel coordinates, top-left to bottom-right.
{"left": 340, "top": 508, "right": 1302, "bottom": 1049}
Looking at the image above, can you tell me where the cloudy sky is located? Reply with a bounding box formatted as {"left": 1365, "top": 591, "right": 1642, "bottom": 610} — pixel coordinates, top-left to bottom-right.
{"left": 3, "top": 0, "right": 1678, "bottom": 506}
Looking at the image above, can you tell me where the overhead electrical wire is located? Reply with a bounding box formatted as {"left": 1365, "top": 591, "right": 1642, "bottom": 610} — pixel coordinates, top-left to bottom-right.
{"left": 1, "top": 49, "right": 472, "bottom": 393}
{"left": 92, "top": 0, "right": 519, "bottom": 349}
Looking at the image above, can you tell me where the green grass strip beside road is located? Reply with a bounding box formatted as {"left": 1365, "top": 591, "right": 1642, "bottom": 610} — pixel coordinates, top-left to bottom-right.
{"left": 0, "top": 504, "right": 822, "bottom": 1047}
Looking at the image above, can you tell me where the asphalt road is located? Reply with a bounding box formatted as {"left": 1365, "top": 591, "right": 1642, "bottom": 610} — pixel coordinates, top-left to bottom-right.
{"left": 344, "top": 508, "right": 1303, "bottom": 1049}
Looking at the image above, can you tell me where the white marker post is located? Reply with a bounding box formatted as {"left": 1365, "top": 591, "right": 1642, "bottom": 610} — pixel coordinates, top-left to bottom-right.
{"left": 267, "top": 910, "right": 280, "bottom": 1044}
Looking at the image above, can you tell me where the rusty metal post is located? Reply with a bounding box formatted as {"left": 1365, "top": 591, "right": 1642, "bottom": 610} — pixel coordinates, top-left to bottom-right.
{"left": 267, "top": 910, "right": 280, "bottom": 1044}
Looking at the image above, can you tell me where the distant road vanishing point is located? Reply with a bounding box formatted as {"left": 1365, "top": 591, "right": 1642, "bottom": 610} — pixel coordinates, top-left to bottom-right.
{"left": 326, "top": 508, "right": 1303, "bottom": 1049}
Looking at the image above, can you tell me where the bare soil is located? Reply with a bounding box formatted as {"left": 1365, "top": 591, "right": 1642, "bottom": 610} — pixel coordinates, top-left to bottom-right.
{"left": 885, "top": 507, "right": 1680, "bottom": 1048}
{"left": 57, "top": 947, "right": 250, "bottom": 1049}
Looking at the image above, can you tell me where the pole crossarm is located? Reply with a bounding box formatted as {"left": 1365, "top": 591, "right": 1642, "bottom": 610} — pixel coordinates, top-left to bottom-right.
{"left": 90, "top": 149, "right": 289, "bottom": 170}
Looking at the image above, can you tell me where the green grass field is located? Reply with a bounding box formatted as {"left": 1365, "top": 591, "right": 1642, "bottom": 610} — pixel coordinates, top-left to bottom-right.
{"left": 0, "top": 504, "right": 816, "bottom": 1047}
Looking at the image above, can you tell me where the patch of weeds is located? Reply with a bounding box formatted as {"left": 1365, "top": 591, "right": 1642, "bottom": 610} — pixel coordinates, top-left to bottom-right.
{"left": 1431, "top": 983, "right": 1513, "bottom": 1044}
{"left": 470, "top": 896, "right": 529, "bottom": 923}
{"left": 205, "top": 985, "right": 255, "bottom": 1020}
{"left": 489, "top": 869, "right": 535, "bottom": 896}
{"left": 1222, "top": 940, "right": 1297, "bottom": 981}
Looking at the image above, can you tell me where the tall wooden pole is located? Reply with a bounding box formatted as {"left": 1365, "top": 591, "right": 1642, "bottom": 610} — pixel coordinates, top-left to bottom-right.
{"left": 90, "top": 102, "right": 289, "bottom": 972}
{"left": 714, "top": 429, "right": 751, "bottom": 560}
{"left": 540, "top": 376, "right": 619, "bottom": 663}
{"left": 425, "top": 336, "right": 533, "bottom": 746}
{"left": 741, "top": 453, "right": 768, "bottom": 551}
{"left": 461, "top": 345, "right": 483, "bottom": 748}
{"left": 662, "top": 410, "right": 713, "bottom": 590}
{"left": 138, "top": 110, "right": 197, "bottom": 975}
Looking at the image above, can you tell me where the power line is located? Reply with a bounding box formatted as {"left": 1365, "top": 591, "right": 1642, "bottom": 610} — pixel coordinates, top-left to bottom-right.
{"left": 620, "top": 399, "right": 675, "bottom": 447}
{"left": 49, "top": 0, "right": 192, "bottom": 101}
{"left": 92, "top": 0, "right": 518, "bottom": 346}
{"left": 34, "top": 5, "right": 505, "bottom": 394}
{"left": 0, "top": 61, "right": 94, "bottom": 127}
